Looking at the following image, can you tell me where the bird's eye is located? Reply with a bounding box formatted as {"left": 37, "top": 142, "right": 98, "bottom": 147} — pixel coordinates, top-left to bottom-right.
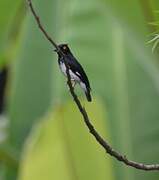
{"left": 63, "top": 46, "right": 67, "bottom": 50}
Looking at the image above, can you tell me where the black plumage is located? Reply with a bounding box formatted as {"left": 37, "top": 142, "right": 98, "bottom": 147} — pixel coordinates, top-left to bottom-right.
{"left": 55, "top": 44, "right": 92, "bottom": 102}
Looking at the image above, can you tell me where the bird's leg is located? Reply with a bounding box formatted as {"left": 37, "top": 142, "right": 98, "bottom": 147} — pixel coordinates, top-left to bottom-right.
{"left": 71, "top": 80, "right": 76, "bottom": 88}
{"left": 67, "top": 80, "right": 76, "bottom": 90}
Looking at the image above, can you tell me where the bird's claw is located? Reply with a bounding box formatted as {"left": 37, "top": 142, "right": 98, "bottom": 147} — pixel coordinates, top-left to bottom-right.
{"left": 67, "top": 80, "right": 76, "bottom": 90}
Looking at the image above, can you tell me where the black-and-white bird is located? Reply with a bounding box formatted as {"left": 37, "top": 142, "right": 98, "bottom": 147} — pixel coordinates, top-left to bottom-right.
{"left": 54, "top": 44, "right": 92, "bottom": 102}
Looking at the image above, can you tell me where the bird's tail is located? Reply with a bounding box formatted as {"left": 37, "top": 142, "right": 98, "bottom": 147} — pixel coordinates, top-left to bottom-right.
{"left": 85, "top": 90, "right": 92, "bottom": 102}
{"left": 80, "top": 82, "right": 92, "bottom": 102}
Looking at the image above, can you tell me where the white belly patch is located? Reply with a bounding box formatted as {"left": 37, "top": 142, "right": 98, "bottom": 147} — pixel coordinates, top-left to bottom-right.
{"left": 80, "top": 82, "right": 87, "bottom": 92}
{"left": 59, "top": 62, "right": 80, "bottom": 82}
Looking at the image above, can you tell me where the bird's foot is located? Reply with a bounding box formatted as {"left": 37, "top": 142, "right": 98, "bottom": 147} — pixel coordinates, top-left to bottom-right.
{"left": 67, "top": 80, "right": 76, "bottom": 90}
{"left": 71, "top": 80, "right": 76, "bottom": 88}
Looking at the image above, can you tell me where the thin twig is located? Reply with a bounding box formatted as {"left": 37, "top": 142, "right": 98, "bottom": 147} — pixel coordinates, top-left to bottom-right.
{"left": 27, "top": 0, "right": 159, "bottom": 171}
{"left": 27, "top": 0, "right": 59, "bottom": 50}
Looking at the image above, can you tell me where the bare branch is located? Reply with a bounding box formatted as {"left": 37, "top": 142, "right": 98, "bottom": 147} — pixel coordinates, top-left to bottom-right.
{"left": 27, "top": 0, "right": 159, "bottom": 171}
{"left": 27, "top": 0, "right": 59, "bottom": 50}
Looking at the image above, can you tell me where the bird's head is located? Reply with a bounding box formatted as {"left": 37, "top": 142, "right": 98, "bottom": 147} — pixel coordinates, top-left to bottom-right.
{"left": 54, "top": 44, "right": 71, "bottom": 55}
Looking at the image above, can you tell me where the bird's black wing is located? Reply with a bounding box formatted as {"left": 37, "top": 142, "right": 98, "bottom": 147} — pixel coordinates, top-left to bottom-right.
{"left": 65, "top": 55, "right": 91, "bottom": 90}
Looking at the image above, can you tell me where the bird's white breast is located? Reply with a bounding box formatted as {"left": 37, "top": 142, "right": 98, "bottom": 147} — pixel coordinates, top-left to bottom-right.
{"left": 80, "top": 82, "right": 87, "bottom": 92}
{"left": 59, "top": 62, "right": 80, "bottom": 82}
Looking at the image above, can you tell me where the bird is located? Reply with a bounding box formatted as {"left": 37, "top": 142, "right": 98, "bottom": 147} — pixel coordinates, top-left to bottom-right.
{"left": 54, "top": 44, "right": 92, "bottom": 102}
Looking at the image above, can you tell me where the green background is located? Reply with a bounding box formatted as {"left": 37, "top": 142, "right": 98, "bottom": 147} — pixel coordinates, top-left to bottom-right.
{"left": 0, "top": 0, "right": 159, "bottom": 179}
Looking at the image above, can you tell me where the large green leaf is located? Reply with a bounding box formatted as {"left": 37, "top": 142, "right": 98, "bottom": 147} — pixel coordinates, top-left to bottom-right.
{"left": 9, "top": 0, "right": 57, "bottom": 150}
{"left": 18, "top": 99, "right": 114, "bottom": 180}
{"left": 7, "top": 0, "right": 59, "bottom": 179}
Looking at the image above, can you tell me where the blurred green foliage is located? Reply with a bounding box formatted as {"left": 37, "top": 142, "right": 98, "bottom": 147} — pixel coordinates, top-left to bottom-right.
{"left": 0, "top": 0, "right": 159, "bottom": 180}
{"left": 18, "top": 100, "right": 114, "bottom": 180}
